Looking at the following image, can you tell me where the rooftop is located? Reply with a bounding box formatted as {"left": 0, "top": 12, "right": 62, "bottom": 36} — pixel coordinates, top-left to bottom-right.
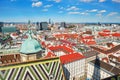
{"left": 20, "top": 30, "right": 42, "bottom": 54}
{"left": 48, "top": 45, "right": 74, "bottom": 54}
{"left": 90, "top": 59, "right": 120, "bottom": 75}
{"left": 90, "top": 44, "right": 120, "bottom": 55}
{"left": 60, "top": 53, "right": 85, "bottom": 64}
{"left": 83, "top": 50, "right": 99, "bottom": 58}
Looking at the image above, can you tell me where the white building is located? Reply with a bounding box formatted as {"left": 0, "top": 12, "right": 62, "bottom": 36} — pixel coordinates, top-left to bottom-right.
{"left": 87, "top": 59, "right": 120, "bottom": 80}
{"left": 60, "top": 53, "right": 86, "bottom": 80}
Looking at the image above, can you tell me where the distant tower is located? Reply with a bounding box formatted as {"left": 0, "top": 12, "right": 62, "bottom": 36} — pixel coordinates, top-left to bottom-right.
{"left": 98, "top": 22, "right": 101, "bottom": 26}
{"left": 36, "top": 22, "right": 40, "bottom": 31}
{"left": 0, "top": 22, "right": 4, "bottom": 32}
{"left": 28, "top": 20, "right": 31, "bottom": 25}
{"left": 60, "top": 22, "right": 66, "bottom": 28}
{"left": 49, "top": 18, "right": 51, "bottom": 24}
{"left": 40, "top": 22, "right": 48, "bottom": 30}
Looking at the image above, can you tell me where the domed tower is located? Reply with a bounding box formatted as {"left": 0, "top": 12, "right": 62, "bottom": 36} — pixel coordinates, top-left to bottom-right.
{"left": 20, "top": 21, "right": 43, "bottom": 62}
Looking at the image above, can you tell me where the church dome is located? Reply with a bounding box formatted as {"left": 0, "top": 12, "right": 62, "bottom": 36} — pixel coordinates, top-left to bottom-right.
{"left": 20, "top": 30, "right": 42, "bottom": 54}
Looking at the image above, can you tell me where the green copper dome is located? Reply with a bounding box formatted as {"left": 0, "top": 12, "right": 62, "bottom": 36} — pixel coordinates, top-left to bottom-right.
{"left": 20, "top": 30, "right": 42, "bottom": 54}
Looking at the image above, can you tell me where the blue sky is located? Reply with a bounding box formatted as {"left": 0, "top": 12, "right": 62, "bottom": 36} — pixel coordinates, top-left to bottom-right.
{"left": 0, "top": 0, "right": 120, "bottom": 23}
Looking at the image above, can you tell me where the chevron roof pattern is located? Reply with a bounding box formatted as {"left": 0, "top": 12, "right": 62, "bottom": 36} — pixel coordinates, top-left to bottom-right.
{"left": 0, "top": 57, "right": 65, "bottom": 80}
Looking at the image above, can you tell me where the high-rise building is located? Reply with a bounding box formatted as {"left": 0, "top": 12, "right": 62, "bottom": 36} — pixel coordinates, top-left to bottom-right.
{"left": 60, "top": 22, "right": 66, "bottom": 28}
{"left": 49, "top": 18, "right": 51, "bottom": 24}
{"left": 40, "top": 22, "right": 48, "bottom": 30}
{"left": 0, "top": 22, "right": 4, "bottom": 32}
{"left": 2, "top": 27, "right": 17, "bottom": 33}
{"left": 36, "top": 22, "right": 40, "bottom": 31}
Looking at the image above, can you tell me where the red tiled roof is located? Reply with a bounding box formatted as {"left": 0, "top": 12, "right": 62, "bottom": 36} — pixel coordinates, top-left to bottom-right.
{"left": 102, "top": 57, "right": 109, "bottom": 63}
{"left": 80, "top": 35, "right": 96, "bottom": 45}
{"left": 81, "top": 39, "right": 96, "bottom": 45}
{"left": 48, "top": 45, "right": 74, "bottom": 53}
{"left": 60, "top": 39, "right": 76, "bottom": 46}
{"left": 81, "top": 35, "right": 94, "bottom": 39}
{"left": 85, "top": 40, "right": 96, "bottom": 45}
{"left": 98, "top": 29, "right": 111, "bottom": 37}
{"left": 106, "top": 43, "right": 115, "bottom": 48}
{"left": 60, "top": 53, "right": 85, "bottom": 64}
{"left": 41, "top": 41, "right": 46, "bottom": 47}
{"left": 11, "top": 33, "right": 18, "bottom": 36}
{"left": 98, "top": 32, "right": 110, "bottom": 37}
{"left": 102, "top": 29, "right": 110, "bottom": 32}
{"left": 54, "top": 33, "right": 78, "bottom": 39}
{"left": 45, "top": 51, "right": 56, "bottom": 58}
{"left": 112, "top": 33, "right": 120, "bottom": 37}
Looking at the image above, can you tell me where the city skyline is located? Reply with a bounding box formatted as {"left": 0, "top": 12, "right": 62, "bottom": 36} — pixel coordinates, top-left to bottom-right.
{"left": 0, "top": 0, "right": 120, "bottom": 23}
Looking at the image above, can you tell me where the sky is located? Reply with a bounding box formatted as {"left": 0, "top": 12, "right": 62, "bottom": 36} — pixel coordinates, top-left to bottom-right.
{"left": 0, "top": 0, "right": 120, "bottom": 23}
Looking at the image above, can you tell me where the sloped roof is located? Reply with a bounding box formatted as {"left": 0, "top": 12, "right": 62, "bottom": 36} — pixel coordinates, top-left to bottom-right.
{"left": 98, "top": 29, "right": 111, "bottom": 37}
{"left": 83, "top": 50, "right": 99, "bottom": 58}
{"left": 85, "top": 40, "right": 96, "bottom": 45}
{"left": 81, "top": 35, "right": 94, "bottom": 39}
{"left": 112, "top": 32, "right": 120, "bottom": 37}
{"left": 48, "top": 45, "right": 74, "bottom": 53}
{"left": 59, "top": 39, "right": 76, "bottom": 46}
{"left": 82, "top": 39, "right": 96, "bottom": 45}
{"left": 60, "top": 53, "right": 85, "bottom": 64}
{"left": 90, "top": 44, "right": 120, "bottom": 55}
{"left": 98, "top": 32, "right": 110, "bottom": 37}
{"left": 54, "top": 33, "right": 78, "bottom": 39}
{"left": 45, "top": 51, "right": 56, "bottom": 58}
{"left": 90, "top": 59, "right": 120, "bottom": 75}
{"left": 102, "top": 29, "right": 110, "bottom": 32}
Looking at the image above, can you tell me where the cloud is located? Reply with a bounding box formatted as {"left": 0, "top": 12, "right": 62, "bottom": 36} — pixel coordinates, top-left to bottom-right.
{"left": 31, "top": 0, "right": 39, "bottom": 2}
{"left": 55, "top": 0, "right": 61, "bottom": 3}
{"left": 44, "top": 4, "right": 53, "bottom": 8}
{"left": 52, "top": 0, "right": 61, "bottom": 3}
{"left": 96, "top": 13, "right": 102, "bottom": 16}
{"left": 68, "top": 11, "right": 89, "bottom": 15}
{"left": 88, "top": 9, "right": 98, "bottom": 12}
{"left": 99, "top": 10, "right": 106, "bottom": 13}
{"left": 80, "top": 12, "right": 88, "bottom": 15}
{"left": 67, "top": 6, "right": 79, "bottom": 11}
{"left": 58, "top": 11, "right": 63, "bottom": 13}
{"left": 68, "top": 12, "right": 80, "bottom": 14}
{"left": 42, "top": 9, "right": 48, "bottom": 11}
{"left": 99, "top": 0, "right": 106, "bottom": 2}
{"left": 32, "top": 1, "right": 42, "bottom": 7}
{"left": 60, "top": 7, "right": 64, "bottom": 9}
{"left": 107, "top": 12, "right": 118, "bottom": 16}
{"left": 96, "top": 10, "right": 106, "bottom": 17}
{"left": 112, "top": 0, "right": 120, "bottom": 3}
{"left": 79, "top": 0, "right": 93, "bottom": 2}
{"left": 48, "top": 0, "right": 61, "bottom": 3}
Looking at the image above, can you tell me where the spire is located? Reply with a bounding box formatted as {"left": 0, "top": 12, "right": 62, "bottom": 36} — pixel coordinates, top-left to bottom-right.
{"left": 27, "top": 20, "right": 32, "bottom": 39}
{"left": 49, "top": 18, "right": 51, "bottom": 24}
{"left": 28, "top": 30, "right": 32, "bottom": 39}
{"left": 28, "top": 20, "right": 32, "bottom": 29}
{"left": 20, "top": 20, "right": 42, "bottom": 54}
